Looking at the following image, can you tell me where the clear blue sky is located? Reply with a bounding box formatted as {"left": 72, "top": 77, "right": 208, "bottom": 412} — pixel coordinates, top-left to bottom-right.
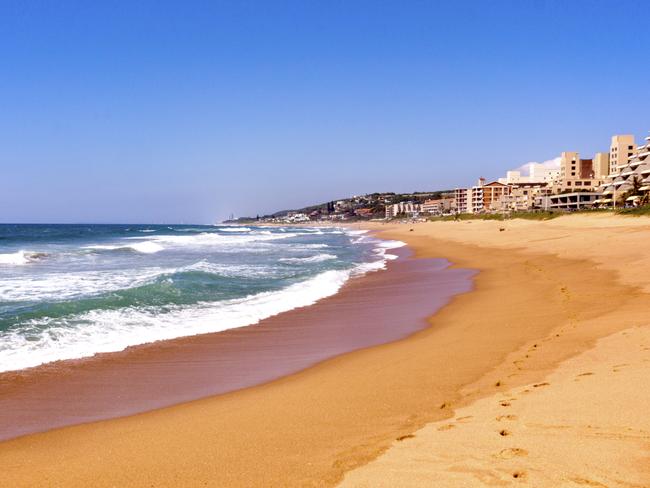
{"left": 1, "top": 0, "right": 648, "bottom": 223}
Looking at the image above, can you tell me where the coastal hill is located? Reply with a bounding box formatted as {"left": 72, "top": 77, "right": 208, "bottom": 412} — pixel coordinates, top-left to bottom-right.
{"left": 225, "top": 190, "right": 452, "bottom": 223}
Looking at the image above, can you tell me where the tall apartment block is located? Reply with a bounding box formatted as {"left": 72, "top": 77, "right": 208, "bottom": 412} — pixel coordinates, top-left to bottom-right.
{"left": 555, "top": 151, "right": 601, "bottom": 192}
{"left": 609, "top": 135, "right": 636, "bottom": 176}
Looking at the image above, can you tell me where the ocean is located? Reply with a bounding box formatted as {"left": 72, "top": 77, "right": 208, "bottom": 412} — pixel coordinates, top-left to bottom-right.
{"left": 0, "top": 224, "right": 404, "bottom": 373}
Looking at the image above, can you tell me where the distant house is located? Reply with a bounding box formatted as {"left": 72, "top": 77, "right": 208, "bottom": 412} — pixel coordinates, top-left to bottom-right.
{"left": 354, "top": 208, "right": 374, "bottom": 218}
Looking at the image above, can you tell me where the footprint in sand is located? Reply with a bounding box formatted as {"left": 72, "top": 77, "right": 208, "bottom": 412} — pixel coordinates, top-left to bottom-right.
{"left": 496, "top": 415, "right": 518, "bottom": 421}
{"left": 577, "top": 372, "right": 594, "bottom": 377}
{"left": 512, "top": 471, "right": 527, "bottom": 480}
{"left": 500, "top": 401, "right": 512, "bottom": 407}
{"left": 569, "top": 477, "right": 608, "bottom": 487}
{"left": 437, "top": 424, "right": 455, "bottom": 431}
{"left": 395, "top": 434, "right": 415, "bottom": 441}
{"left": 456, "top": 416, "right": 473, "bottom": 422}
{"left": 499, "top": 429, "right": 511, "bottom": 436}
{"left": 533, "top": 382, "right": 550, "bottom": 388}
{"left": 513, "top": 360, "right": 525, "bottom": 370}
{"left": 495, "top": 448, "right": 528, "bottom": 459}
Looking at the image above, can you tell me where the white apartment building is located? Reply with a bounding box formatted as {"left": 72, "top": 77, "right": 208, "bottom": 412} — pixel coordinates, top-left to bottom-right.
{"left": 385, "top": 201, "right": 421, "bottom": 219}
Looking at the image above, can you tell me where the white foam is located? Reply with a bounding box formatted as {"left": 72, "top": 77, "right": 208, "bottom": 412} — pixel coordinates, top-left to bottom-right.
{"left": 219, "top": 227, "right": 251, "bottom": 232}
{"left": 279, "top": 253, "right": 337, "bottom": 264}
{"left": 300, "top": 243, "right": 330, "bottom": 249}
{"left": 371, "top": 239, "right": 406, "bottom": 262}
{"left": 0, "top": 264, "right": 375, "bottom": 372}
{"left": 0, "top": 267, "right": 172, "bottom": 302}
{"left": 0, "top": 230, "right": 406, "bottom": 372}
{"left": 182, "top": 260, "right": 282, "bottom": 279}
{"left": 128, "top": 232, "right": 296, "bottom": 247}
{"left": 84, "top": 242, "right": 164, "bottom": 254}
{"left": 0, "top": 250, "right": 31, "bottom": 265}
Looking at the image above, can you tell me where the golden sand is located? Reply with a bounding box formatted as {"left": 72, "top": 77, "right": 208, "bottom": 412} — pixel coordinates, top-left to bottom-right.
{"left": 2, "top": 214, "right": 650, "bottom": 487}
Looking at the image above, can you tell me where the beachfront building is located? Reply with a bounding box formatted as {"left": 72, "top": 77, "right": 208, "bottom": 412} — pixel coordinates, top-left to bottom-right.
{"left": 385, "top": 201, "right": 422, "bottom": 219}
{"left": 454, "top": 188, "right": 471, "bottom": 213}
{"left": 609, "top": 134, "right": 637, "bottom": 176}
{"left": 543, "top": 192, "right": 604, "bottom": 210}
{"left": 498, "top": 165, "right": 559, "bottom": 186}
{"left": 421, "top": 197, "right": 455, "bottom": 215}
{"left": 498, "top": 182, "right": 550, "bottom": 211}
{"left": 598, "top": 133, "right": 650, "bottom": 207}
{"left": 481, "top": 181, "right": 509, "bottom": 212}
{"left": 552, "top": 151, "right": 604, "bottom": 193}
{"left": 456, "top": 179, "right": 511, "bottom": 214}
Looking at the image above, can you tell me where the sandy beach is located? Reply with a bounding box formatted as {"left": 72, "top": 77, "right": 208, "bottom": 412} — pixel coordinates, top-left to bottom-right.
{"left": 2, "top": 214, "right": 650, "bottom": 487}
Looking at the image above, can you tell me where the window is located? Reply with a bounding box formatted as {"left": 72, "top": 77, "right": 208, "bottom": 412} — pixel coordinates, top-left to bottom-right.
{"left": 575, "top": 181, "right": 582, "bottom": 186}
{"left": 629, "top": 146, "right": 633, "bottom": 150}
{"left": 571, "top": 172, "right": 575, "bottom": 176}
{"left": 584, "top": 181, "right": 591, "bottom": 186}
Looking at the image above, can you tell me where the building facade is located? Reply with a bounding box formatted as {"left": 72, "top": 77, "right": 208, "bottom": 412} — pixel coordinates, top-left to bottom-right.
{"left": 421, "top": 198, "right": 455, "bottom": 215}
{"left": 599, "top": 133, "right": 649, "bottom": 206}
{"left": 609, "top": 135, "right": 637, "bottom": 176}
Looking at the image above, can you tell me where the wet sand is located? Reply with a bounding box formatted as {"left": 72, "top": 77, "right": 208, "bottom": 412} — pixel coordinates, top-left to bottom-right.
{"left": 0, "top": 249, "right": 473, "bottom": 440}
{"left": 2, "top": 215, "right": 649, "bottom": 487}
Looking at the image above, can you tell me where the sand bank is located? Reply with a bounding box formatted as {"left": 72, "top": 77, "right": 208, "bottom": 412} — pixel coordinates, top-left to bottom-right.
{"left": 2, "top": 214, "right": 649, "bottom": 486}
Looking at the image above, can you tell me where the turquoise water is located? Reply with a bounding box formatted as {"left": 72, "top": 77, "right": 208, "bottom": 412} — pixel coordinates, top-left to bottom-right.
{"left": 0, "top": 224, "right": 403, "bottom": 372}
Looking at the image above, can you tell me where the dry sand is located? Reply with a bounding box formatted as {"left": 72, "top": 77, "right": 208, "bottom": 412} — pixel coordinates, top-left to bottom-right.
{"left": 2, "top": 214, "right": 650, "bottom": 487}
{"left": 340, "top": 214, "right": 650, "bottom": 487}
{"left": 340, "top": 326, "right": 650, "bottom": 487}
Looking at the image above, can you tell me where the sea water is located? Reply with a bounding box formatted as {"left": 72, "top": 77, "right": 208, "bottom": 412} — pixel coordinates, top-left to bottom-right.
{"left": 0, "top": 224, "right": 403, "bottom": 372}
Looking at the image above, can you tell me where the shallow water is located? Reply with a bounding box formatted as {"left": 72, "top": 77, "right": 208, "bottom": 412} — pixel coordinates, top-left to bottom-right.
{"left": 0, "top": 224, "right": 402, "bottom": 372}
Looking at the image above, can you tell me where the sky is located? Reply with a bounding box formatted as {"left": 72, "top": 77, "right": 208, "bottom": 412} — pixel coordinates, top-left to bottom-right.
{"left": 1, "top": 0, "right": 648, "bottom": 223}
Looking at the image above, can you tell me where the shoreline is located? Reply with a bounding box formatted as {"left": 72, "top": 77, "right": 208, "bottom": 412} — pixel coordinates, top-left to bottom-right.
{"left": 0, "top": 246, "right": 474, "bottom": 441}
{"left": 2, "top": 215, "right": 649, "bottom": 486}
